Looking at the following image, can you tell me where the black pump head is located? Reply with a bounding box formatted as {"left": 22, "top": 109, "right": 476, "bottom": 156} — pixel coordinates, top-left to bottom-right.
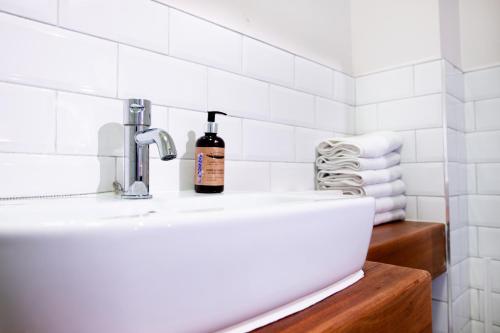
{"left": 207, "top": 111, "right": 227, "bottom": 122}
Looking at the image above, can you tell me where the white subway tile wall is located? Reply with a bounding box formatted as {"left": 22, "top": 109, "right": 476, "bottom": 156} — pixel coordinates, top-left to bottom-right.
{"left": 0, "top": 0, "right": 57, "bottom": 24}
{"left": 0, "top": 13, "right": 117, "bottom": 97}
{"left": 465, "top": 64, "right": 500, "bottom": 332}
{"left": 294, "top": 57, "right": 333, "bottom": 98}
{"left": 59, "top": 0, "right": 170, "bottom": 54}
{"left": 242, "top": 37, "right": 294, "bottom": 87}
{"left": 0, "top": 2, "right": 358, "bottom": 197}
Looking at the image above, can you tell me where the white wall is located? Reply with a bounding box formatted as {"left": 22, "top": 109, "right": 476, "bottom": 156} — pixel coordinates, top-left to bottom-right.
{"left": 439, "top": 0, "right": 462, "bottom": 68}
{"left": 351, "top": 0, "right": 442, "bottom": 75}
{"left": 0, "top": 0, "right": 355, "bottom": 198}
{"left": 460, "top": 0, "right": 500, "bottom": 71}
{"left": 158, "top": 0, "right": 352, "bottom": 73}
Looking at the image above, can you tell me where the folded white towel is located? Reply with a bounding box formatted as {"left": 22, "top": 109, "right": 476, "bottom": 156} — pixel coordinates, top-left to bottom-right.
{"left": 375, "top": 195, "right": 407, "bottom": 214}
{"left": 317, "top": 131, "right": 403, "bottom": 158}
{"left": 374, "top": 209, "right": 406, "bottom": 225}
{"left": 316, "top": 165, "right": 402, "bottom": 187}
{"left": 316, "top": 152, "right": 401, "bottom": 171}
{"left": 318, "top": 179, "right": 406, "bottom": 198}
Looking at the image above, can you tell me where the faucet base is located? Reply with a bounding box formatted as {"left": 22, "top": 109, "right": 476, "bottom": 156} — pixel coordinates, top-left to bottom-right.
{"left": 121, "top": 194, "right": 153, "bottom": 200}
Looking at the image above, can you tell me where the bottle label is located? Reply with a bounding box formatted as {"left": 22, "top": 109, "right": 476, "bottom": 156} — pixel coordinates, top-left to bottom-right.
{"left": 194, "top": 147, "right": 225, "bottom": 186}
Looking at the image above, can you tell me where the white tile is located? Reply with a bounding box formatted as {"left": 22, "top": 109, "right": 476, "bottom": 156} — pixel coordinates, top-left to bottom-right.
{"left": 57, "top": 93, "right": 123, "bottom": 156}
{"left": 356, "top": 67, "right": 413, "bottom": 105}
{"left": 225, "top": 161, "right": 270, "bottom": 192}
{"left": 270, "top": 162, "right": 315, "bottom": 191}
{"left": 295, "top": 127, "right": 332, "bottom": 163}
{"left": 0, "top": 13, "right": 117, "bottom": 97}
{"left": 355, "top": 104, "right": 377, "bottom": 134}
{"left": 492, "top": 260, "right": 500, "bottom": 293}
{"left": 0, "top": 153, "right": 115, "bottom": 197}
{"left": 0, "top": 0, "right": 57, "bottom": 23}
{"left": 447, "top": 129, "right": 460, "bottom": 163}
{"left": 416, "top": 128, "right": 444, "bottom": 162}
{"left": 465, "top": 102, "right": 476, "bottom": 132}
{"left": 470, "top": 289, "right": 481, "bottom": 321}
{"left": 377, "top": 94, "right": 442, "bottom": 131}
{"left": 468, "top": 195, "right": 500, "bottom": 227}
{"left": 475, "top": 98, "right": 500, "bottom": 131}
{"left": 0, "top": 82, "right": 55, "bottom": 153}
{"left": 294, "top": 57, "right": 333, "bottom": 98}
{"left": 242, "top": 120, "right": 294, "bottom": 162}
{"left": 432, "top": 273, "right": 448, "bottom": 302}
{"left": 208, "top": 69, "right": 269, "bottom": 121}
{"left": 401, "top": 163, "right": 445, "bottom": 196}
{"left": 447, "top": 95, "right": 466, "bottom": 131}
{"left": 405, "top": 196, "right": 418, "bottom": 220}
{"left": 465, "top": 67, "right": 500, "bottom": 101}
{"left": 217, "top": 115, "right": 243, "bottom": 160}
{"left": 417, "top": 196, "right": 446, "bottom": 222}
{"left": 270, "top": 85, "right": 315, "bottom": 127}
{"left": 333, "top": 71, "right": 355, "bottom": 105}
{"left": 59, "top": 0, "right": 169, "bottom": 54}
{"left": 477, "top": 164, "right": 500, "bottom": 195}
{"left": 466, "top": 131, "right": 500, "bottom": 163}
{"left": 467, "top": 164, "right": 477, "bottom": 193}
{"left": 433, "top": 300, "right": 449, "bottom": 333}
{"left": 493, "top": 293, "right": 500, "bottom": 325}
{"left": 118, "top": 45, "right": 206, "bottom": 110}
{"left": 399, "top": 130, "right": 417, "bottom": 163}
{"left": 414, "top": 61, "right": 442, "bottom": 96}
{"left": 451, "top": 260, "right": 470, "bottom": 301}
{"left": 450, "top": 227, "right": 469, "bottom": 265}
{"left": 452, "top": 290, "right": 471, "bottom": 330}
{"left": 448, "top": 162, "right": 464, "bottom": 196}
{"left": 469, "top": 226, "right": 478, "bottom": 257}
{"left": 149, "top": 158, "right": 181, "bottom": 192}
{"left": 169, "top": 9, "right": 241, "bottom": 73}
{"left": 242, "top": 38, "right": 294, "bottom": 87}
{"left": 460, "top": 195, "right": 470, "bottom": 227}
{"left": 478, "top": 227, "right": 500, "bottom": 259}
{"left": 470, "top": 320, "right": 484, "bottom": 333}
{"left": 445, "top": 61, "right": 465, "bottom": 101}
{"left": 167, "top": 108, "right": 205, "bottom": 159}
{"left": 315, "top": 98, "right": 354, "bottom": 133}
{"left": 469, "top": 258, "right": 484, "bottom": 290}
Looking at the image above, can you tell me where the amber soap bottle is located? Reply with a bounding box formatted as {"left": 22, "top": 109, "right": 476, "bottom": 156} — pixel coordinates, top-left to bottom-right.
{"left": 194, "top": 111, "right": 227, "bottom": 193}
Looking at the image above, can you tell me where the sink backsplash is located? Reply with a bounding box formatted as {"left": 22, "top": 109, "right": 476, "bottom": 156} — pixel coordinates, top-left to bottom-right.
{"left": 0, "top": 0, "right": 355, "bottom": 198}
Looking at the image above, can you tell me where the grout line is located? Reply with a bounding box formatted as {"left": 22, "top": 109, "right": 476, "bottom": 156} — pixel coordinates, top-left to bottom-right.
{"left": 357, "top": 91, "right": 442, "bottom": 107}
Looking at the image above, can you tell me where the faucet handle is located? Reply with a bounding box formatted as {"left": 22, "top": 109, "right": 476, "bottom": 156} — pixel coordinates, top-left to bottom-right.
{"left": 124, "top": 98, "right": 151, "bottom": 126}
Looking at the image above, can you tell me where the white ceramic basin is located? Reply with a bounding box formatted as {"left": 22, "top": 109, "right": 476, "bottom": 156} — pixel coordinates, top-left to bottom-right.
{"left": 0, "top": 191, "right": 374, "bottom": 333}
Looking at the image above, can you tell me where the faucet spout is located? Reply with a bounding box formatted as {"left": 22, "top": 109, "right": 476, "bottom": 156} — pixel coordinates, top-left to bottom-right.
{"left": 135, "top": 128, "right": 177, "bottom": 161}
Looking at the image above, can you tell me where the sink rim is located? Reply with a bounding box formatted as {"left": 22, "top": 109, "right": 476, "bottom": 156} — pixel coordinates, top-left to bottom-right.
{"left": 0, "top": 190, "right": 370, "bottom": 235}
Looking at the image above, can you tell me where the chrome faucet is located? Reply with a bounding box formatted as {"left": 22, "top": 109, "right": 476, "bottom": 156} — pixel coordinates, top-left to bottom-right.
{"left": 122, "top": 99, "right": 176, "bottom": 199}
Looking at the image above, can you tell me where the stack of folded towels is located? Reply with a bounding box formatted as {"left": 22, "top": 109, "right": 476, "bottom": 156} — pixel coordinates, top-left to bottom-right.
{"left": 315, "top": 131, "right": 406, "bottom": 225}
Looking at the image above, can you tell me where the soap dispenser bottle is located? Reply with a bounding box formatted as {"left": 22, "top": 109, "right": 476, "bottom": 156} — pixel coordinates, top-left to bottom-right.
{"left": 194, "top": 111, "right": 227, "bottom": 193}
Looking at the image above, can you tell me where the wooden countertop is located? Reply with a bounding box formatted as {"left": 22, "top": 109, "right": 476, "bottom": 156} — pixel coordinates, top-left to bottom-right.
{"left": 253, "top": 261, "right": 432, "bottom": 333}
{"left": 367, "top": 220, "right": 446, "bottom": 279}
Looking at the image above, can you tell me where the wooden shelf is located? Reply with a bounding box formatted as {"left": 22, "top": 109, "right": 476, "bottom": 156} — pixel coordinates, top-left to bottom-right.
{"left": 253, "top": 261, "right": 432, "bottom": 333}
{"left": 367, "top": 220, "right": 446, "bottom": 279}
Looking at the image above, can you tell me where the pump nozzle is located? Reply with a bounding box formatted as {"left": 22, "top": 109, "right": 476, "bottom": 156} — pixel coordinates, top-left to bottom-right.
{"left": 207, "top": 111, "right": 227, "bottom": 122}
{"left": 206, "top": 111, "right": 227, "bottom": 134}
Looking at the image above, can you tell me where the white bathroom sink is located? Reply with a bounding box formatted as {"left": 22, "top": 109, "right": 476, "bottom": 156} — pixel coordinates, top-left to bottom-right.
{"left": 0, "top": 191, "right": 375, "bottom": 333}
